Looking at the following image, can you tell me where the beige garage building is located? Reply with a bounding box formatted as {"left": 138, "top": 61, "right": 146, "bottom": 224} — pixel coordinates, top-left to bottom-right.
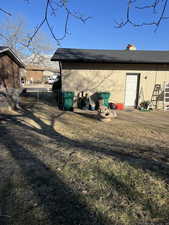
{"left": 51, "top": 47, "right": 169, "bottom": 108}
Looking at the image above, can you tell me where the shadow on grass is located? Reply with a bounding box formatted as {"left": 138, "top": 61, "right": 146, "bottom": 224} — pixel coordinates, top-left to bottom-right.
{"left": 0, "top": 179, "right": 40, "bottom": 225}
{"left": 1, "top": 106, "right": 169, "bottom": 224}
{"left": 98, "top": 169, "right": 169, "bottom": 223}
{"left": 0, "top": 126, "right": 113, "bottom": 225}
{"left": 2, "top": 106, "right": 169, "bottom": 180}
{"left": 1, "top": 107, "right": 169, "bottom": 182}
{"left": 75, "top": 111, "right": 99, "bottom": 120}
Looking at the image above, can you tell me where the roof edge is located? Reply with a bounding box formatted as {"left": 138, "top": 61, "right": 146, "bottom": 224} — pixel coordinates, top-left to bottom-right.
{"left": 0, "top": 47, "right": 25, "bottom": 68}
{"left": 51, "top": 59, "right": 169, "bottom": 64}
{"left": 54, "top": 47, "right": 169, "bottom": 53}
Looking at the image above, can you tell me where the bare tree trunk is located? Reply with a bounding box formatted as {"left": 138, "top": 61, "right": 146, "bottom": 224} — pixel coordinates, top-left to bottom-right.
{"left": 0, "top": 78, "right": 20, "bottom": 110}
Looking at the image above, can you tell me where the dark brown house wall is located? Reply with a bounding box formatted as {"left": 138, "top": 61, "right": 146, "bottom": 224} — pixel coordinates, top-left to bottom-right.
{"left": 0, "top": 54, "right": 20, "bottom": 88}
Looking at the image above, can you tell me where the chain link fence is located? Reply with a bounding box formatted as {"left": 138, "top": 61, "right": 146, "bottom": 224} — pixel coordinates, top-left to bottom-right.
{"left": 0, "top": 85, "right": 61, "bottom": 110}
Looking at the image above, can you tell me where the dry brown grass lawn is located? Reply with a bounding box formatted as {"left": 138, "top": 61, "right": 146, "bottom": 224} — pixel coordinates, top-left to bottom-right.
{"left": 0, "top": 97, "right": 169, "bottom": 225}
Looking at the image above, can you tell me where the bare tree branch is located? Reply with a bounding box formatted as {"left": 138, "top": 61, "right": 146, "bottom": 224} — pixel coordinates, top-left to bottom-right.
{"left": 0, "top": 0, "right": 90, "bottom": 46}
{"left": 116, "top": 0, "right": 169, "bottom": 31}
{"left": 25, "top": 0, "right": 91, "bottom": 46}
{"left": 0, "top": 7, "right": 12, "bottom": 16}
{"left": 136, "top": 0, "right": 160, "bottom": 12}
{"left": 0, "top": 17, "right": 55, "bottom": 66}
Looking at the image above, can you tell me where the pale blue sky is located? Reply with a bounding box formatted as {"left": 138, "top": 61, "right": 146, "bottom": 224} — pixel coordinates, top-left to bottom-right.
{"left": 0, "top": 0, "right": 169, "bottom": 50}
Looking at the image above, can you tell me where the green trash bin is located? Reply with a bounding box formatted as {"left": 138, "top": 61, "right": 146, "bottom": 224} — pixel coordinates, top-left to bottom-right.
{"left": 98, "top": 92, "right": 110, "bottom": 107}
{"left": 63, "top": 91, "right": 74, "bottom": 111}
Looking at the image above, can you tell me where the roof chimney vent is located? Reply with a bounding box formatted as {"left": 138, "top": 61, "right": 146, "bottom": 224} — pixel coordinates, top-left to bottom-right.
{"left": 126, "top": 44, "right": 136, "bottom": 50}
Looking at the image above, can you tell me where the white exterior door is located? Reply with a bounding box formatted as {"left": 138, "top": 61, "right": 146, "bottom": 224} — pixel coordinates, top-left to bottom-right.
{"left": 125, "top": 74, "right": 138, "bottom": 106}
